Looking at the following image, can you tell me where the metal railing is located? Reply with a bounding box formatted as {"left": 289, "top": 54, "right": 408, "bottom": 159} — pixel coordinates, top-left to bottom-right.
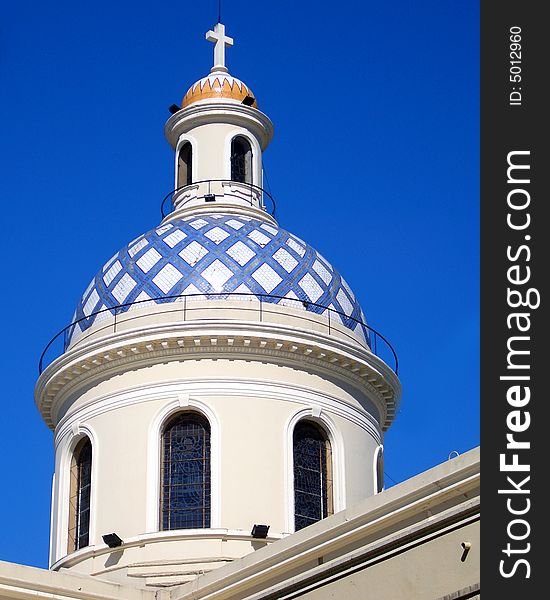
{"left": 38, "top": 292, "right": 398, "bottom": 375}
{"left": 160, "top": 179, "right": 277, "bottom": 219}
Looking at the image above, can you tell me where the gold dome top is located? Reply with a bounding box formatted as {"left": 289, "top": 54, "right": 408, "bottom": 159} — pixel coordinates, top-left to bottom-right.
{"left": 181, "top": 72, "right": 258, "bottom": 109}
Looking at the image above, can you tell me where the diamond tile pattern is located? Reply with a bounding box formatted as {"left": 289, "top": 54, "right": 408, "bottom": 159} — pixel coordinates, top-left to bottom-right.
{"left": 71, "top": 214, "right": 369, "bottom": 345}
{"left": 200, "top": 259, "right": 234, "bottom": 290}
{"left": 298, "top": 273, "right": 324, "bottom": 303}
{"left": 273, "top": 248, "right": 298, "bottom": 273}
{"left": 226, "top": 241, "right": 256, "bottom": 266}
{"left": 153, "top": 264, "right": 183, "bottom": 294}
{"left": 136, "top": 248, "right": 162, "bottom": 273}
{"left": 252, "top": 263, "right": 283, "bottom": 293}
{"left": 163, "top": 229, "right": 187, "bottom": 248}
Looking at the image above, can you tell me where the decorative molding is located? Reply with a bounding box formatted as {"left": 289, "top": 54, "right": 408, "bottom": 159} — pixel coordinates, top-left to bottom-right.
{"left": 164, "top": 102, "right": 274, "bottom": 151}
{"left": 37, "top": 320, "right": 400, "bottom": 431}
{"left": 53, "top": 379, "right": 382, "bottom": 452}
{"left": 164, "top": 200, "right": 278, "bottom": 226}
{"left": 178, "top": 393, "right": 190, "bottom": 407}
{"left": 311, "top": 406, "right": 322, "bottom": 418}
{"left": 51, "top": 424, "right": 99, "bottom": 565}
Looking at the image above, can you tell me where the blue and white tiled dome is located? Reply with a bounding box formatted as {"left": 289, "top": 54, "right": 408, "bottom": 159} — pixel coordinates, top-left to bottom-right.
{"left": 70, "top": 214, "right": 369, "bottom": 345}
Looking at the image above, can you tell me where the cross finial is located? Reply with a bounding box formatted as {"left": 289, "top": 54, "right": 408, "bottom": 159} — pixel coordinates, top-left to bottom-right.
{"left": 206, "top": 23, "right": 234, "bottom": 73}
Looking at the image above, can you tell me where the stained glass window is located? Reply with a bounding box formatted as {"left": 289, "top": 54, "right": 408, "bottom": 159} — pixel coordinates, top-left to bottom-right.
{"left": 231, "top": 136, "right": 252, "bottom": 184}
{"left": 68, "top": 438, "right": 92, "bottom": 551}
{"left": 293, "top": 421, "right": 333, "bottom": 531}
{"left": 376, "top": 447, "right": 384, "bottom": 493}
{"left": 161, "top": 413, "right": 211, "bottom": 530}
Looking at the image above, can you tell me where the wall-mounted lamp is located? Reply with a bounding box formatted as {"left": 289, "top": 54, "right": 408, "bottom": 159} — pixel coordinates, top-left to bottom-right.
{"left": 242, "top": 95, "right": 256, "bottom": 106}
{"left": 168, "top": 104, "right": 181, "bottom": 114}
{"left": 251, "top": 524, "right": 270, "bottom": 539}
{"left": 102, "top": 533, "right": 123, "bottom": 548}
{"left": 460, "top": 541, "right": 471, "bottom": 562}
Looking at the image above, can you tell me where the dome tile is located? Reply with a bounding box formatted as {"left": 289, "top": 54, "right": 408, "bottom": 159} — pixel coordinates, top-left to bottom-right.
{"left": 70, "top": 215, "right": 370, "bottom": 346}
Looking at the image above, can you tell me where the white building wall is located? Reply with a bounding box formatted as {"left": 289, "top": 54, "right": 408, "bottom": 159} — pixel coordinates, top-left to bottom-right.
{"left": 49, "top": 357, "right": 382, "bottom": 580}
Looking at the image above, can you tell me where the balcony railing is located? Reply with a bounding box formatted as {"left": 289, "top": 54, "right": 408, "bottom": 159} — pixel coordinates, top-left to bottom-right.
{"left": 38, "top": 292, "right": 398, "bottom": 375}
{"left": 161, "top": 180, "right": 277, "bottom": 219}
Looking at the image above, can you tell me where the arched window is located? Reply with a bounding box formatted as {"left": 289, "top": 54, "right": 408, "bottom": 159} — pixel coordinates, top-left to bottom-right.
{"left": 230, "top": 136, "right": 253, "bottom": 183}
{"left": 293, "top": 421, "right": 333, "bottom": 531}
{"left": 160, "top": 412, "right": 211, "bottom": 530}
{"left": 68, "top": 438, "right": 92, "bottom": 551}
{"left": 376, "top": 446, "right": 384, "bottom": 493}
{"left": 178, "top": 142, "right": 192, "bottom": 187}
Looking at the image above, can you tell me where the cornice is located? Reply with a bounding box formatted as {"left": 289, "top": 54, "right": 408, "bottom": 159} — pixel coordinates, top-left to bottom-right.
{"left": 161, "top": 201, "right": 278, "bottom": 227}
{"left": 164, "top": 102, "right": 274, "bottom": 150}
{"left": 36, "top": 320, "right": 401, "bottom": 432}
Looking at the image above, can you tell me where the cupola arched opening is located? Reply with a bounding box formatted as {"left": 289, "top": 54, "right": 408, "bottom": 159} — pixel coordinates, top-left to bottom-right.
{"left": 293, "top": 420, "right": 333, "bottom": 531}
{"left": 178, "top": 142, "right": 193, "bottom": 187}
{"left": 230, "top": 135, "right": 253, "bottom": 184}
{"left": 376, "top": 446, "right": 384, "bottom": 493}
{"left": 68, "top": 437, "right": 92, "bottom": 551}
{"left": 160, "top": 412, "right": 211, "bottom": 530}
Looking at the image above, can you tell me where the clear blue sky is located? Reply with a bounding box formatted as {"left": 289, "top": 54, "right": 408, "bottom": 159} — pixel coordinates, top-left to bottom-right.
{"left": 0, "top": 0, "right": 479, "bottom": 568}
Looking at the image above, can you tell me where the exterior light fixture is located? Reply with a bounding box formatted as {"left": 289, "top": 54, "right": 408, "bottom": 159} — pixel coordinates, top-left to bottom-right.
{"left": 102, "top": 533, "right": 124, "bottom": 548}
{"left": 205, "top": 193, "right": 216, "bottom": 202}
{"left": 168, "top": 104, "right": 181, "bottom": 114}
{"left": 242, "top": 95, "right": 256, "bottom": 106}
{"left": 251, "top": 524, "right": 270, "bottom": 539}
{"left": 460, "top": 541, "right": 472, "bottom": 562}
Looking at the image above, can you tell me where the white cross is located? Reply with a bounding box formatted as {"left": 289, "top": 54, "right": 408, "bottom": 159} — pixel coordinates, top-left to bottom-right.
{"left": 206, "top": 23, "right": 234, "bottom": 72}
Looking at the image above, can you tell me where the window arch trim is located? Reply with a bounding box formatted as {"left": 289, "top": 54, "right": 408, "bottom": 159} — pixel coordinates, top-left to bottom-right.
{"left": 146, "top": 397, "right": 221, "bottom": 532}
{"left": 284, "top": 408, "right": 345, "bottom": 533}
{"left": 53, "top": 424, "right": 98, "bottom": 563}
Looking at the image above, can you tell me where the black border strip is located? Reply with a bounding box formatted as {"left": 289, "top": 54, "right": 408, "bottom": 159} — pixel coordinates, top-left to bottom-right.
{"left": 481, "top": 1, "right": 547, "bottom": 595}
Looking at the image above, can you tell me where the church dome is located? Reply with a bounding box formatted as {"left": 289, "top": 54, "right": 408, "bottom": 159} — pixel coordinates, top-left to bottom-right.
{"left": 182, "top": 72, "right": 258, "bottom": 108}
{"left": 71, "top": 214, "right": 368, "bottom": 344}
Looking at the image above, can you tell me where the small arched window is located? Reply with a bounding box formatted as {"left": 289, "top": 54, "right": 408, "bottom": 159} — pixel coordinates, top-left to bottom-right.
{"left": 231, "top": 136, "right": 253, "bottom": 184}
{"left": 178, "top": 142, "right": 193, "bottom": 187}
{"left": 293, "top": 421, "right": 333, "bottom": 531}
{"left": 68, "top": 437, "right": 92, "bottom": 551}
{"left": 160, "top": 412, "right": 211, "bottom": 530}
{"left": 376, "top": 446, "right": 384, "bottom": 493}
